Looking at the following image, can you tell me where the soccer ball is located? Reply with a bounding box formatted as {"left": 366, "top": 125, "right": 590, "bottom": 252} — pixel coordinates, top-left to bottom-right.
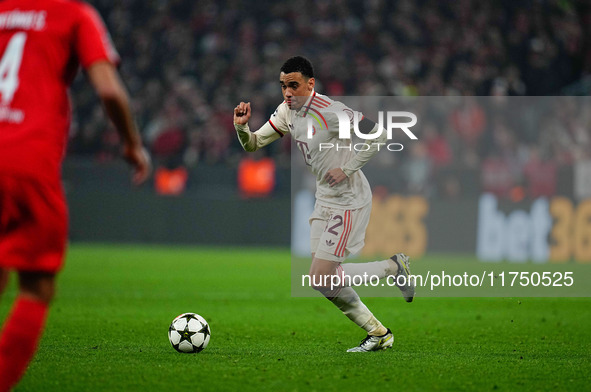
{"left": 168, "top": 313, "right": 211, "bottom": 353}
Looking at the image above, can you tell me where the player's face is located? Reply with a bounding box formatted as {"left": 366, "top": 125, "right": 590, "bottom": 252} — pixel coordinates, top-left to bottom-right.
{"left": 280, "top": 72, "right": 315, "bottom": 110}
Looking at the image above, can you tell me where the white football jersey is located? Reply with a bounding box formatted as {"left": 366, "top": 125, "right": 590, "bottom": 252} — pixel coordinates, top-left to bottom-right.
{"left": 267, "top": 91, "right": 372, "bottom": 209}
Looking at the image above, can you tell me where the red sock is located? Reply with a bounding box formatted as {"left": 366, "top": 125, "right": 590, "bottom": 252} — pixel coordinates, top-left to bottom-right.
{"left": 0, "top": 296, "right": 48, "bottom": 392}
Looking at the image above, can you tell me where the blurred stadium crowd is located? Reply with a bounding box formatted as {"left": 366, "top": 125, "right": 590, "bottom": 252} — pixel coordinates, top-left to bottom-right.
{"left": 67, "top": 0, "right": 591, "bottom": 199}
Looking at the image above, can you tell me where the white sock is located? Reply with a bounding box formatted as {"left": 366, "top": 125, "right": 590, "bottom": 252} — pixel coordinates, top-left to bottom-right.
{"left": 327, "top": 287, "right": 387, "bottom": 336}
{"left": 339, "top": 259, "right": 398, "bottom": 286}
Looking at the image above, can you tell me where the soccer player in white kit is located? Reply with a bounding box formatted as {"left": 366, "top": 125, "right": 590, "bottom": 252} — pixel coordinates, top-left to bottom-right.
{"left": 233, "top": 56, "right": 415, "bottom": 352}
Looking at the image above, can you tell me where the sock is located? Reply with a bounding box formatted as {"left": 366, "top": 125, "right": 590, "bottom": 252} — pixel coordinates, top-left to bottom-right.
{"left": 327, "top": 287, "right": 387, "bottom": 336}
{"left": 0, "top": 296, "right": 49, "bottom": 392}
{"left": 339, "top": 259, "right": 397, "bottom": 286}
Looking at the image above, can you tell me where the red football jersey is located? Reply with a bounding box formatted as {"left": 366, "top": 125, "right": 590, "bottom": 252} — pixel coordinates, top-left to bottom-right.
{"left": 0, "top": 0, "right": 119, "bottom": 182}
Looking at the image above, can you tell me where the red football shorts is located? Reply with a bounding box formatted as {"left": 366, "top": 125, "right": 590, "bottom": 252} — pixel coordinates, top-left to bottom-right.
{"left": 0, "top": 175, "right": 68, "bottom": 273}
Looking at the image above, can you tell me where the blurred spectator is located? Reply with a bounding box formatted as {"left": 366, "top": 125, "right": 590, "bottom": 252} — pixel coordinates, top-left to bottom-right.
{"left": 523, "top": 146, "right": 557, "bottom": 198}
{"left": 422, "top": 121, "right": 452, "bottom": 169}
{"left": 574, "top": 149, "right": 591, "bottom": 201}
{"left": 402, "top": 141, "right": 431, "bottom": 196}
{"left": 449, "top": 97, "right": 486, "bottom": 149}
{"left": 481, "top": 155, "right": 515, "bottom": 198}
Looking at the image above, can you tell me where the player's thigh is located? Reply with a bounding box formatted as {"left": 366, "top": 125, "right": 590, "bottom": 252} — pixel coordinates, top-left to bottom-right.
{"left": 309, "top": 256, "right": 339, "bottom": 277}
{"left": 0, "top": 176, "right": 68, "bottom": 274}
{"left": 344, "top": 202, "right": 372, "bottom": 256}
{"left": 309, "top": 203, "right": 331, "bottom": 256}
{"left": 314, "top": 204, "right": 371, "bottom": 262}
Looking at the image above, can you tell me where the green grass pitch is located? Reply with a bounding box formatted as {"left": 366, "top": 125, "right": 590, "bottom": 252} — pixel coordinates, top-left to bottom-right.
{"left": 1, "top": 244, "right": 589, "bottom": 391}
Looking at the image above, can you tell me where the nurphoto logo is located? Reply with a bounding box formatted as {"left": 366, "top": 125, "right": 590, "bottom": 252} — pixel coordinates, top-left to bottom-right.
{"left": 307, "top": 109, "right": 418, "bottom": 151}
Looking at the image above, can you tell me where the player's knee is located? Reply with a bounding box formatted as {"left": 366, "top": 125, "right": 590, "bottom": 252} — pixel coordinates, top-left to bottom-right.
{"left": 309, "top": 275, "right": 328, "bottom": 293}
{"left": 312, "top": 284, "right": 329, "bottom": 297}
{"left": 308, "top": 272, "right": 325, "bottom": 291}
{"left": 314, "top": 285, "right": 343, "bottom": 299}
{"left": 18, "top": 272, "right": 56, "bottom": 304}
{"left": 309, "top": 274, "right": 341, "bottom": 297}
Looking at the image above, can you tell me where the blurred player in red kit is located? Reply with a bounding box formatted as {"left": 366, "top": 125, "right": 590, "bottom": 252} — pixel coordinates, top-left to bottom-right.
{"left": 0, "top": 1, "right": 151, "bottom": 390}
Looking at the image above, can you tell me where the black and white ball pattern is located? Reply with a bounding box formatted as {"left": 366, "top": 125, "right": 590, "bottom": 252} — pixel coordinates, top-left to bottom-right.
{"left": 168, "top": 313, "right": 211, "bottom": 353}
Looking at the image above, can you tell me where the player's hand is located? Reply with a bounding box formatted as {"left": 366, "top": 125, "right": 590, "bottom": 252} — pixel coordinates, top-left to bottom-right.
{"left": 324, "top": 168, "right": 348, "bottom": 187}
{"left": 123, "top": 145, "right": 152, "bottom": 185}
{"left": 234, "top": 102, "right": 251, "bottom": 125}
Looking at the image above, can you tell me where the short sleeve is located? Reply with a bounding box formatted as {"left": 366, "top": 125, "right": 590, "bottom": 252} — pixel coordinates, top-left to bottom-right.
{"left": 268, "top": 103, "right": 290, "bottom": 137}
{"left": 75, "top": 3, "right": 120, "bottom": 69}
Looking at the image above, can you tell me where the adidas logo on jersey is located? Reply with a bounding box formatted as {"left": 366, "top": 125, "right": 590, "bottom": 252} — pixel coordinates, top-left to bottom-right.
{"left": 326, "top": 239, "right": 335, "bottom": 247}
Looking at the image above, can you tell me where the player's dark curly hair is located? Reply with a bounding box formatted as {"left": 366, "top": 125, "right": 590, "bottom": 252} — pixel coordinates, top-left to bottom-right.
{"left": 280, "top": 56, "right": 314, "bottom": 79}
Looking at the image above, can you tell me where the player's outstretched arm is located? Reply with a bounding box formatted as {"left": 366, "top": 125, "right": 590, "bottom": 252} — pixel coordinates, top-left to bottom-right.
{"left": 234, "top": 101, "right": 257, "bottom": 152}
{"left": 87, "top": 61, "right": 151, "bottom": 185}
{"left": 233, "top": 102, "right": 283, "bottom": 152}
{"left": 234, "top": 101, "right": 251, "bottom": 125}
